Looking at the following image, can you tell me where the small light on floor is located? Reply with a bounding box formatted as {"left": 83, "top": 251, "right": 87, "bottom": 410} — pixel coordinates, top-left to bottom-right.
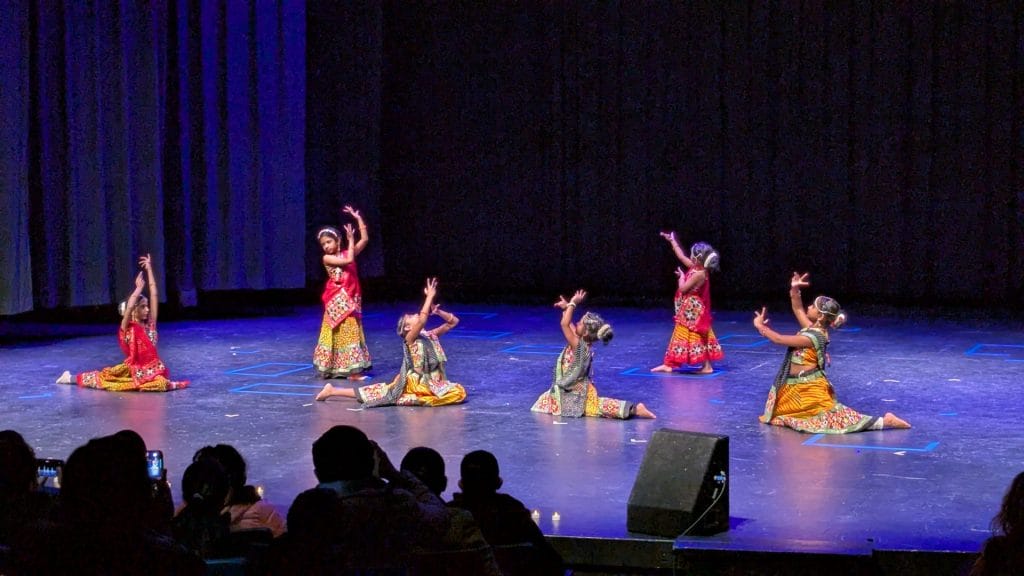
{"left": 531, "top": 509, "right": 540, "bottom": 523}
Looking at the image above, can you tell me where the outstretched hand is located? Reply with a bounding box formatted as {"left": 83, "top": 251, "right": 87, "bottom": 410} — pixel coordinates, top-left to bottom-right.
{"left": 424, "top": 277, "right": 438, "bottom": 299}
{"left": 138, "top": 254, "right": 152, "bottom": 271}
{"left": 343, "top": 205, "right": 362, "bottom": 220}
{"left": 753, "top": 306, "right": 770, "bottom": 329}
{"left": 659, "top": 231, "right": 677, "bottom": 243}
{"left": 571, "top": 289, "right": 587, "bottom": 305}
{"left": 790, "top": 272, "right": 810, "bottom": 290}
{"left": 133, "top": 271, "right": 145, "bottom": 293}
{"left": 554, "top": 289, "right": 586, "bottom": 310}
{"left": 674, "top": 266, "right": 685, "bottom": 279}
{"left": 430, "top": 303, "right": 442, "bottom": 316}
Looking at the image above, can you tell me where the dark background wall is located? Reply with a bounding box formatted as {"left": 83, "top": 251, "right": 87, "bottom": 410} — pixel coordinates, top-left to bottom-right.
{"left": 3, "top": 1, "right": 1022, "bottom": 317}
{"left": 360, "top": 1, "right": 1022, "bottom": 309}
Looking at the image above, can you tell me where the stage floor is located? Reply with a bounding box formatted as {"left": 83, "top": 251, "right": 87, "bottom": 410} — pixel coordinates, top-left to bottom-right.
{"left": 2, "top": 303, "right": 1020, "bottom": 561}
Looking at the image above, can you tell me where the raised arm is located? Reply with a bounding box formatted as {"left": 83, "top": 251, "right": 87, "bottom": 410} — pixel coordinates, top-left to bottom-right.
{"left": 789, "top": 272, "right": 811, "bottom": 329}
{"left": 753, "top": 307, "right": 813, "bottom": 348}
{"left": 428, "top": 304, "right": 459, "bottom": 338}
{"left": 121, "top": 272, "right": 146, "bottom": 332}
{"left": 321, "top": 225, "right": 356, "bottom": 267}
{"left": 344, "top": 205, "right": 369, "bottom": 256}
{"left": 139, "top": 254, "right": 158, "bottom": 326}
{"left": 554, "top": 289, "right": 586, "bottom": 348}
{"left": 405, "top": 278, "right": 438, "bottom": 345}
{"left": 660, "top": 231, "right": 695, "bottom": 268}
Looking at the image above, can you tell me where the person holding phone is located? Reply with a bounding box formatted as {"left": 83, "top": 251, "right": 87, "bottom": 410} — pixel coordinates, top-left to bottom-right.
{"left": 56, "top": 255, "right": 188, "bottom": 392}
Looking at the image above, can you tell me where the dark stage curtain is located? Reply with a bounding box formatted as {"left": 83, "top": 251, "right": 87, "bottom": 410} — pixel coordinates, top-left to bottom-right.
{"left": 0, "top": 0, "right": 32, "bottom": 315}
{"left": 0, "top": 0, "right": 305, "bottom": 315}
{"left": 379, "top": 2, "right": 1024, "bottom": 307}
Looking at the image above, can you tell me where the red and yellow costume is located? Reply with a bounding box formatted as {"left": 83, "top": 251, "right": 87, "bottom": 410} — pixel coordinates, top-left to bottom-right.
{"left": 75, "top": 322, "right": 188, "bottom": 392}
{"left": 660, "top": 269, "right": 724, "bottom": 368}
{"left": 313, "top": 255, "right": 372, "bottom": 377}
{"left": 760, "top": 328, "right": 878, "bottom": 433}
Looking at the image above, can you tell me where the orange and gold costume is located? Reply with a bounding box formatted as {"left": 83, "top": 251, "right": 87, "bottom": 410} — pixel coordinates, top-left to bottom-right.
{"left": 760, "top": 328, "right": 878, "bottom": 433}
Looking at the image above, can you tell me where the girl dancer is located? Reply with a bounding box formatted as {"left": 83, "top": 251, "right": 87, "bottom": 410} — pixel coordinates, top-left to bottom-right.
{"left": 56, "top": 255, "right": 188, "bottom": 392}
{"left": 313, "top": 205, "right": 372, "bottom": 380}
{"left": 651, "top": 232, "right": 723, "bottom": 374}
{"left": 532, "top": 290, "right": 655, "bottom": 419}
{"left": 315, "top": 278, "right": 466, "bottom": 407}
{"left": 754, "top": 272, "right": 910, "bottom": 433}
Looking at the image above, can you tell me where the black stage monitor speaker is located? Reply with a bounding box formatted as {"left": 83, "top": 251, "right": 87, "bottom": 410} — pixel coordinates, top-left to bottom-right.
{"left": 627, "top": 428, "right": 729, "bottom": 537}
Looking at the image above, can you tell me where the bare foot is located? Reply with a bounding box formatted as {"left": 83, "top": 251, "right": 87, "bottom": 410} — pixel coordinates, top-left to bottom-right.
{"left": 694, "top": 366, "right": 714, "bottom": 375}
{"left": 634, "top": 403, "right": 657, "bottom": 419}
{"left": 650, "top": 365, "right": 673, "bottom": 373}
{"left": 315, "top": 383, "right": 336, "bottom": 401}
{"left": 348, "top": 374, "right": 368, "bottom": 381}
{"left": 56, "top": 370, "right": 72, "bottom": 385}
{"left": 883, "top": 412, "right": 911, "bottom": 429}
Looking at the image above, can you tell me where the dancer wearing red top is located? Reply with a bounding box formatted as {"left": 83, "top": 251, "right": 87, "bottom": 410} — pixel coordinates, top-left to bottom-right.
{"left": 56, "top": 255, "right": 188, "bottom": 392}
{"left": 313, "top": 205, "right": 373, "bottom": 379}
{"left": 651, "top": 233, "right": 724, "bottom": 374}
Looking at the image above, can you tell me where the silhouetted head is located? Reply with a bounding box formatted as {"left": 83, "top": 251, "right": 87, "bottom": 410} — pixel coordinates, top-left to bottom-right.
{"left": 193, "top": 444, "right": 248, "bottom": 495}
{"left": 0, "top": 429, "right": 37, "bottom": 495}
{"left": 400, "top": 447, "right": 447, "bottom": 496}
{"left": 61, "top": 435, "right": 151, "bottom": 528}
{"left": 459, "top": 450, "right": 502, "bottom": 496}
{"left": 287, "top": 488, "right": 344, "bottom": 538}
{"left": 994, "top": 470, "right": 1024, "bottom": 537}
{"left": 111, "top": 429, "right": 147, "bottom": 456}
{"left": 312, "top": 425, "right": 374, "bottom": 483}
{"left": 180, "top": 459, "right": 230, "bottom": 515}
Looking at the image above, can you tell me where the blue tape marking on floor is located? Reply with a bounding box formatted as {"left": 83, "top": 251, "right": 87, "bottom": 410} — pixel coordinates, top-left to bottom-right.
{"left": 802, "top": 433, "right": 939, "bottom": 453}
{"left": 225, "top": 363, "right": 313, "bottom": 377}
{"left": 500, "top": 344, "right": 565, "bottom": 355}
{"left": 456, "top": 312, "right": 499, "bottom": 320}
{"left": 964, "top": 343, "right": 1024, "bottom": 361}
{"left": 229, "top": 383, "right": 324, "bottom": 396}
{"left": 834, "top": 327, "right": 862, "bottom": 333}
{"left": 716, "top": 334, "right": 769, "bottom": 348}
{"left": 709, "top": 399, "right": 725, "bottom": 404}
{"left": 445, "top": 329, "right": 513, "bottom": 340}
{"left": 619, "top": 367, "right": 724, "bottom": 379}
{"left": 230, "top": 350, "right": 260, "bottom": 355}
{"left": 939, "top": 412, "right": 958, "bottom": 416}
{"left": 19, "top": 393, "right": 54, "bottom": 399}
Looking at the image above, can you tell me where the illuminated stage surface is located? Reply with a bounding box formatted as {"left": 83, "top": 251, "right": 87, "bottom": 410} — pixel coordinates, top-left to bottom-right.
{"left": 2, "top": 304, "right": 1019, "bottom": 572}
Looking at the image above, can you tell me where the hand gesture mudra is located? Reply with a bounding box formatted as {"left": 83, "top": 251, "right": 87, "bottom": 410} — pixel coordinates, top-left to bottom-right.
{"left": 753, "top": 306, "right": 770, "bottom": 328}
{"left": 790, "top": 272, "right": 810, "bottom": 290}
{"left": 343, "top": 205, "right": 362, "bottom": 220}
{"left": 424, "top": 277, "right": 438, "bottom": 298}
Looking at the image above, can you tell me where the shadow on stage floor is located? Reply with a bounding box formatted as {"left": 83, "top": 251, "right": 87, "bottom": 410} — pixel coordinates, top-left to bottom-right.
{"left": 2, "top": 303, "right": 1017, "bottom": 574}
